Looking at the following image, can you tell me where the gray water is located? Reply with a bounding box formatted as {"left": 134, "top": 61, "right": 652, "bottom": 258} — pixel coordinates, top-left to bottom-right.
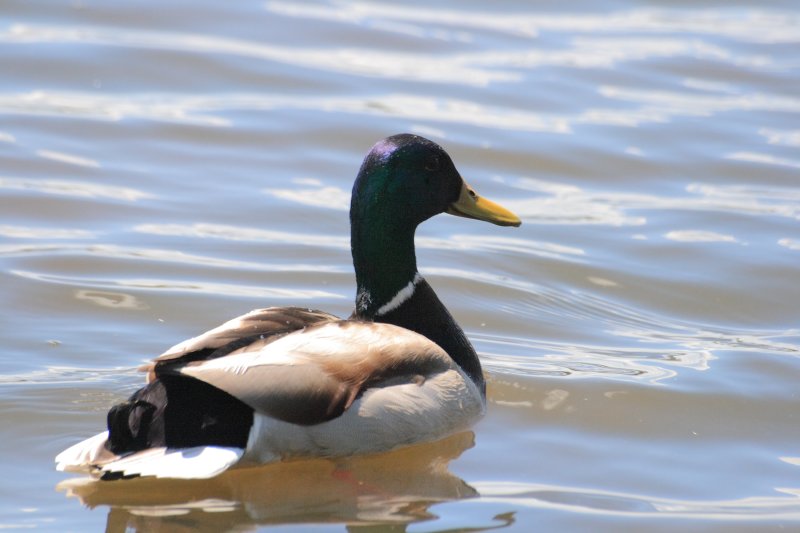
{"left": 1, "top": 1, "right": 800, "bottom": 531}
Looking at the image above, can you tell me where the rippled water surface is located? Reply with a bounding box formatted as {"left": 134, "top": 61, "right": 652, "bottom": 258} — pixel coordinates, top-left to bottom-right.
{"left": 2, "top": 1, "right": 800, "bottom": 531}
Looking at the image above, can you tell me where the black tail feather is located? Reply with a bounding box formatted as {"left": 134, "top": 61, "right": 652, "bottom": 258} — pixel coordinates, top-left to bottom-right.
{"left": 106, "top": 399, "right": 158, "bottom": 454}
{"left": 105, "top": 375, "right": 254, "bottom": 455}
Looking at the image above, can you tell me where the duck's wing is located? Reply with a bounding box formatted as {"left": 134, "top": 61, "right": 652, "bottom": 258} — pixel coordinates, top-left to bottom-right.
{"left": 141, "top": 307, "right": 338, "bottom": 381}
{"left": 158, "top": 320, "right": 455, "bottom": 426}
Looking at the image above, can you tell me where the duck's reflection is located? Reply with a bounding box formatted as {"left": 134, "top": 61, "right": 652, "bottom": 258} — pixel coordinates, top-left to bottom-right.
{"left": 59, "top": 431, "right": 479, "bottom": 532}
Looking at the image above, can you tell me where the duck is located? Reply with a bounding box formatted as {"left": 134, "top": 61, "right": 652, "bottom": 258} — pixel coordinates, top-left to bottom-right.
{"left": 55, "top": 133, "right": 521, "bottom": 480}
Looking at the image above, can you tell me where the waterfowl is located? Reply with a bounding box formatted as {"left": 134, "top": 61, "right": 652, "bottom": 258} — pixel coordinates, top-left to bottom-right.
{"left": 55, "top": 133, "right": 521, "bottom": 480}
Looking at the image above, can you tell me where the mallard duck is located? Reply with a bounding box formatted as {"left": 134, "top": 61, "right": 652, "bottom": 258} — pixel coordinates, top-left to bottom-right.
{"left": 55, "top": 134, "right": 521, "bottom": 480}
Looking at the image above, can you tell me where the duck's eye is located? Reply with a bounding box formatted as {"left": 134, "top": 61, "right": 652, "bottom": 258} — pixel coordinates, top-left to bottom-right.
{"left": 424, "top": 156, "right": 440, "bottom": 171}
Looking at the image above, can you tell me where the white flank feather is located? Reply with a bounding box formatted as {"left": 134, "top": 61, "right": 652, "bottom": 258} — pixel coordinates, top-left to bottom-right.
{"left": 241, "top": 367, "right": 484, "bottom": 464}
{"left": 98, "top": 446, "right": 244, "bottom": 479}
{"left": 55, "top": 431, "right": 110, "bottom": 473}
{"left": 56, "top": 430, "right": 244, "bottom": 479}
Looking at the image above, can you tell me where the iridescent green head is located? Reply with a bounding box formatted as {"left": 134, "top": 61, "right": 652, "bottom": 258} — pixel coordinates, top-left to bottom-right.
{"left": 350, "top": 134, "right": 520, "bottom": 316}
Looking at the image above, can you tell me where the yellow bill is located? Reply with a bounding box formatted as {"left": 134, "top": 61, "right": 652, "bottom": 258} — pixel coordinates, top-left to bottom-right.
{"left": 446, "top": 181, "right": 521, "bottom": 227}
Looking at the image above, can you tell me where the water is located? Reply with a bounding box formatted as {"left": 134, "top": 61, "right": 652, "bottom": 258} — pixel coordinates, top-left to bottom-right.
{"left": 2, "top": 0, "right": 799, "bottom": 531}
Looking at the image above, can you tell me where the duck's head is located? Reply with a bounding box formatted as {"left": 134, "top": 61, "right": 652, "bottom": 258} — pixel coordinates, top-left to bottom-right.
{"left": 351, "top": 134, "right": 521, "bottom": 232}
{"left": 350, "top": 134, "right": 521, "bottom": 317}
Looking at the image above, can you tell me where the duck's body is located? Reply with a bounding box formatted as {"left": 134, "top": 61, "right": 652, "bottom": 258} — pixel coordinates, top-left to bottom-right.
{"left": 56, "top": 134, "right": 520, "bottom": 480}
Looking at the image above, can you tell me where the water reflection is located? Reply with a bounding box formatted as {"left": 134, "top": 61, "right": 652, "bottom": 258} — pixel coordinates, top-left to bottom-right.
{"left": 264, "top": 182, "right": 350, "bottom": 210}
{"left": 779, "top": 238, "right": 800, "bottom": 251}
{"left": 36, "top": 149, "right": 100, "bottom": 169}
{"left": 0, "top": 90, "right": 573, "bottom": 132}
{"left": 479, "top": 337, "right": 688, "bottom": 383}
{"left": 58, "top": 432, "right": 482, "bottom": 532}
{"left": 75, "top": 290, "right": 146, "bottom": 310}
{"left": 0, "top": 176, "right": 151, "bottom": 202}
{"left": 0, "top": 90, "right": 231, "bottom": 126}
{"left": 598, "top": 85, "right": 800, "bottom": 121}
{"left": 4, "top": 81, "right": 795, "bottom": 135}
{"left": 0, "top": 225, "right": 95, "bottom": 239}
{"left": 0, "top": 242, "right": 344, "bottom": 273}
{"left": 135, "top": 222, "right": 350, "bottom": 248}
{"left": 420, "top": 235, "right": 586, "bottom": 264}
{"left": 478, "top": 320, "right": 800, "bottom": 383}
{"left": 475, "top": 280, "right": 800, "bottom": 383}
{"left": 11, "top": 269, "right": 343, "bottom": 300}
{"left": 0, "top": 365, "right": 137, "bottom": 386}
{"left": 726, "top": 151, "right": 800, "bottom": 170}
{"left": 475, "top": 480, "right": 800, "bottom": 520}
{"left": 664, "top": 230, "right": 737, "bottom": 243}
{"left": 505, "top": 177, "right": 800, "bottom": 225}
{"left": 267, "top": 2, "right": 800, "bottom": 44}
{"left": 6, "top": 78, "right": 796, "bottom": 134}
{"left": 759, "top": 128, "right": 800, "bottom": 147}
{"left": 2, "top": 24, "right": 515, "bottom": 86}
{"left": 1, "top": 5, "right": 796, "bottom": 140}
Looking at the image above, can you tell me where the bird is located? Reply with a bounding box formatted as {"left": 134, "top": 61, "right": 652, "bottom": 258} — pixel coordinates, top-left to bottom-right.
{"left": 55, "top": 133, "right": 521, "bottom": 480}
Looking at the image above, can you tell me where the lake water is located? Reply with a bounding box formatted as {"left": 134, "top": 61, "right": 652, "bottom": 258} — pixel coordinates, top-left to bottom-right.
{"left": 2, "top": 1, "right": 799, "bottom": 531}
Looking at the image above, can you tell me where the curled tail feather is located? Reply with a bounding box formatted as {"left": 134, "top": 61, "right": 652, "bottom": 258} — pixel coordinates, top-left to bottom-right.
{"left": 56, "top": 375, "right": 253, "bottom": 479}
